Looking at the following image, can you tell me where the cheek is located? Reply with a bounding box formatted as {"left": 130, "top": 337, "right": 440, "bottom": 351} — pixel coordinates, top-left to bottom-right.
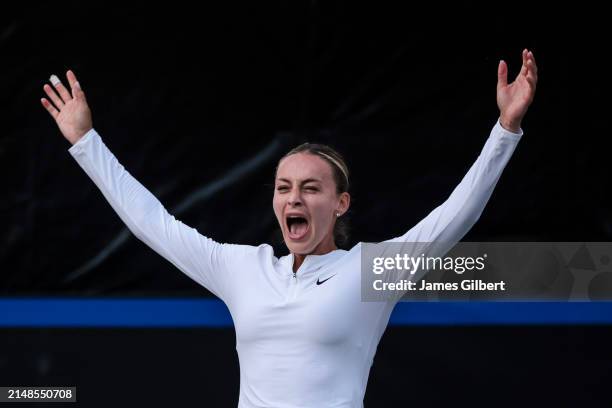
{"left": 272, "top": 195, "right": 284, "bottom": 219}
{"left": 309, "top": 196, "right": 336, "bottom": 228}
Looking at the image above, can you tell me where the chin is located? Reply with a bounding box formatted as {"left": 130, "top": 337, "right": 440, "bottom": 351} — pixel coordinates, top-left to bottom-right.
{"left": 283, "top": 235, "right": 316, "bottom": 255}
{"left": 285, "top": 241, "right": 312, "bottom": 255}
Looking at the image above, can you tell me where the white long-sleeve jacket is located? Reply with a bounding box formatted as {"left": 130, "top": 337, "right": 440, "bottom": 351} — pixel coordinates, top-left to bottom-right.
{"left": 68, "top": 119, "right": 522, "bottom": 407}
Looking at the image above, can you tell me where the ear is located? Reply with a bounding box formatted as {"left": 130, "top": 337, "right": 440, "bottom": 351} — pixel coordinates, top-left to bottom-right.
{"left": 337, "top": 192, "right": 351, "bottom": 215}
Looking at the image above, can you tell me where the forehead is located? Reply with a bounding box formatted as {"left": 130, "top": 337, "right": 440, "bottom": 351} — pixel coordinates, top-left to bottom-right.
{"left": 276, "top": 152, "right": 334, "bottom": 182}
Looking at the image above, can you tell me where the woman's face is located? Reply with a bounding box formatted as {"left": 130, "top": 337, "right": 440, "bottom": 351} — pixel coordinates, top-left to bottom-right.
{"left": 273, "top": 152, "right": 349, "bottom": 255}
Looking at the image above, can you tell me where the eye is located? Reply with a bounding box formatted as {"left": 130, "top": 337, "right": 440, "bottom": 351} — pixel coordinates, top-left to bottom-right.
{"left": 304, "top": 186, "right": 319, "bottom": 192}
{"left": 276, "top": 186, "right": 289, "bottom": 192}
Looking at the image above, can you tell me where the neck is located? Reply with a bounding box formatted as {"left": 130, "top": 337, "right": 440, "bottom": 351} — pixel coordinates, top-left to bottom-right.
{"left": 292, "top": 235, "right": 337, "bottom": 273}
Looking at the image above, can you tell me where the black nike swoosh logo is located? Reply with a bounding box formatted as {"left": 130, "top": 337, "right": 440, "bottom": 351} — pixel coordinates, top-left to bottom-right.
{"left": 316, "top": 274, "right": 336, "bottom": 285}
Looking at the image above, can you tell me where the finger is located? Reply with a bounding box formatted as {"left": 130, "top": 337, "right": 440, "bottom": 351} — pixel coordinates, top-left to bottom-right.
{"left": 66, "top": 70, "right": 85, "bottom": 100}
{"left": 43, "top": 83, "right": 64, "bottom": 109}
{"left": 526, "top": 68, "right": 537, "bottom": 89}
{"left": 497, "top": 60, "right": 508, "bottom": 91}
{"left": 526, "top": 59, "right": 538, "bottom": 82}
{"left": 41, "top": 98, "right": 59, "bottom": 120}
{"left": 50, "top": 73, "right": 72, "bottom": 103}
{"left": 527, "top": 57, "right": 538, "bottom": 81}
{"left": 520, "top": 49, "right": 529, "bottom": 77}
{"left": 528, "top": 50, "right": 538, "bottom": 75}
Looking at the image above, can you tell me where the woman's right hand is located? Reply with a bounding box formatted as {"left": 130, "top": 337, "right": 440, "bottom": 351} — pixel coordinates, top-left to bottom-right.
{"left": 41, "top": 70, "right": 93, "bottom": 145}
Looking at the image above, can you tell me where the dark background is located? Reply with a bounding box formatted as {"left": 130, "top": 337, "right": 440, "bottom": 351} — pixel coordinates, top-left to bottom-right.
{"left": 1, "top": 1, "right": 610, "bottom": 406}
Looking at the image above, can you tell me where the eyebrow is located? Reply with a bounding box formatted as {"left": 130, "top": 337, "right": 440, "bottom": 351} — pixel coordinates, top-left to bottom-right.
{"left": 276, "top": 178, "right": 322, "bottom": 185}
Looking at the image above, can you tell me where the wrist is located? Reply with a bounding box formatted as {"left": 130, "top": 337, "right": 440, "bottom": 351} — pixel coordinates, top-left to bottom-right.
{"left": 499, "top": 116, "right": 521, "bottom": 133}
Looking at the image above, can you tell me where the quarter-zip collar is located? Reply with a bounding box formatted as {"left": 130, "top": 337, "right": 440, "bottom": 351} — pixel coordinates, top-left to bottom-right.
{"left": 280, "top": 249, "right": 347, "bottom": 278}
{"left": 279, "top": 249, "right": 347, "bottom": 302}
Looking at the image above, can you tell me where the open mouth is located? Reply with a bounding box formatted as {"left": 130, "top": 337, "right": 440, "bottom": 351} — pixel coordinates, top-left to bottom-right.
{"left": 286, "top": 215, "right": 310, "bottom": 241}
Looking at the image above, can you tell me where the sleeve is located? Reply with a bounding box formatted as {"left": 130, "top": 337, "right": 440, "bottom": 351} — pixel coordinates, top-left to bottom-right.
{"left": 68, "top": 128, "right": 254, "bottom": 301}
{"left": 382, "top": 118, "right": 523, "bottom": 281}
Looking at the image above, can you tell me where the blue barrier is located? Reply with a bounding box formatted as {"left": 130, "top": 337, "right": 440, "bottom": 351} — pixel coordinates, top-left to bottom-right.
{"left": 0, "top": 299, "right": 611, "bottom": 327}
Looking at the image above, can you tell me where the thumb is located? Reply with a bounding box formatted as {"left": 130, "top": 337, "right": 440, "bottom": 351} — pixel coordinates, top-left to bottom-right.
{"left": 497, "top": 60, "right": 507, "bottom": 91}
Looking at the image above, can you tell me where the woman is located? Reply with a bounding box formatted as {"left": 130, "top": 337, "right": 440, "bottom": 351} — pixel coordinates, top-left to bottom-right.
{"left": 40, "top": 49, "right": 537, "bottom": 407}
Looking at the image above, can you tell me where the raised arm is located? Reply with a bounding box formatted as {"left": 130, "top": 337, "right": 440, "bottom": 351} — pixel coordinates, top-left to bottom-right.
{"left": 40, "top": 70, "right": 252, "bottom": 301}
{"left": 384, "top": 49, "right": 538, "bottom": 275}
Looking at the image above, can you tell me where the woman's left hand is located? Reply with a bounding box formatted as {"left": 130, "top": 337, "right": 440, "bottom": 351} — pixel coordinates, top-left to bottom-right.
{"left": 497, "top": 49, "right": 538, "bottom": 133}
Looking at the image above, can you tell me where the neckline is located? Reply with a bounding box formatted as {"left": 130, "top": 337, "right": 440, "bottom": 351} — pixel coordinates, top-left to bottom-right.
{"left": 284, "top": 249, "right": 347, "bottom": 276}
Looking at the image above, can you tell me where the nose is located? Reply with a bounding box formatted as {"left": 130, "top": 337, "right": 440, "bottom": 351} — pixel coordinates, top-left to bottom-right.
{"left": 287, "top": 187, "right": 302, "bottom": 207}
